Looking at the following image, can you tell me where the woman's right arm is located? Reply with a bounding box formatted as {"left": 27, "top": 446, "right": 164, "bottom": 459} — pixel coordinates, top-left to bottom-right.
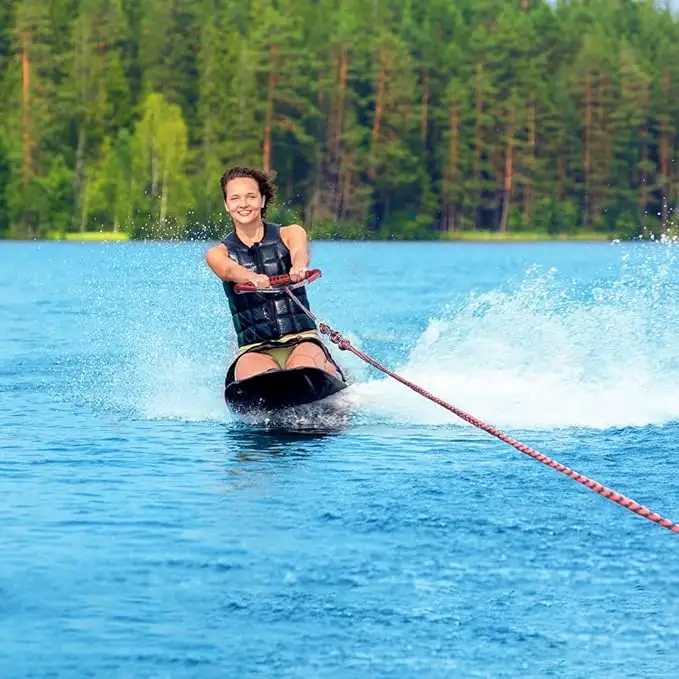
{"left": 205, "top": 244, "right": 270, "bottom": 287}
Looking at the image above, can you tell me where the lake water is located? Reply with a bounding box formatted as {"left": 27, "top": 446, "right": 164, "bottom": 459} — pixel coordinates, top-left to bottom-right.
{"left": 1, "top": 239, "right": 679, "bottom": 678}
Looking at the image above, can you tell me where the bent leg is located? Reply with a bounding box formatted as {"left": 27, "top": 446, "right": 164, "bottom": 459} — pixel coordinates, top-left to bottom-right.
{"left": 234, "top": 351, "right": 280, "bottom": 380}
{"left": 284, "top": 341, "right": 340, "bottom": 377}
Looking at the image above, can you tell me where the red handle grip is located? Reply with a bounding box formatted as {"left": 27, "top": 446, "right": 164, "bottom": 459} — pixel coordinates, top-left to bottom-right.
{"left": 234, "top": 268, "right": 321, "bottom": 294}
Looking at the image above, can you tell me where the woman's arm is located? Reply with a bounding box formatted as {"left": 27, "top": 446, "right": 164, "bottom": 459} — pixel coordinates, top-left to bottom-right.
{"left": 281, "top": 224, "right": 309, "bottom": 282}
{"left": 205, "top": 244, "right": 270, "bottom": 286}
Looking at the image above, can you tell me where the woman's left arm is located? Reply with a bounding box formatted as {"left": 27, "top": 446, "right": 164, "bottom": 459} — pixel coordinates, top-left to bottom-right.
{"left": 281, "top": 224, "right": 309, "bottom": 282}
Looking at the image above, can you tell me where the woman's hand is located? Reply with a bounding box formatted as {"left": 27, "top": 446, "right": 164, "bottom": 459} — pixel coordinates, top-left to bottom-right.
{"left": 289, "top": 265, "right": 308, "bottom": 283}
{"left": 246, "top": 273, "right": 271, "bottom": 288}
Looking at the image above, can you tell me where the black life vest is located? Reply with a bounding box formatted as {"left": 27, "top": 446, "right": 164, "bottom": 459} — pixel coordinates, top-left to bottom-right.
{"left": 222, "top": 223, "right": 317, "bottom": 347}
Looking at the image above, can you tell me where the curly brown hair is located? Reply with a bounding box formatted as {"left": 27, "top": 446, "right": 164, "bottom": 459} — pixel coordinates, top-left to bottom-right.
{"left": 220, "top": 166, "right": 277, "bottom": 218}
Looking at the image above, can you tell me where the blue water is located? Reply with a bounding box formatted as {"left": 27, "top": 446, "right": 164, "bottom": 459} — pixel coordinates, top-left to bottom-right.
{"left": 2, "top": 239, "right": 679, "bottom": 678}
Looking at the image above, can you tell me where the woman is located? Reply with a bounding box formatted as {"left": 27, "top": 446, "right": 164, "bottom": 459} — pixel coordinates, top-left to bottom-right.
{"left": 205, "top": 165, "right": 342, "bottom": 383}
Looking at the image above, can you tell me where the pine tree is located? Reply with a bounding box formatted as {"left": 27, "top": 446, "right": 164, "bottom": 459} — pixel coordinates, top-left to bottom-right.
{"left": 569, "top": 27, "right": 617, "bottom": 228}
{"left": 305, "top": 0, "right": 374, "bottom": 228}
{"left": 9, "top": 0, "right": 68, "bottom": 237}
{"left": 67, "top": 0, "right": 131, "bottom": 232}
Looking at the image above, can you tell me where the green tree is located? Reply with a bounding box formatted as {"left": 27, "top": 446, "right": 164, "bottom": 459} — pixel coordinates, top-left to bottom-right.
{"left": 68, "top": 0, "right": 131, "bottom": 232}
{"left": 139, "top": 0, "right": 200, "bottom": 129}
{"left": 3, "top": 0, "right": 679, "bottom": 239}
{"left": 9, "top": 0, "right": 60, "bottom": 236}
{"left": 134, "top": 92, "right": 190, "bottom": 237}
{"left": 86, "top": 128, "right": 135, "bottom": 232}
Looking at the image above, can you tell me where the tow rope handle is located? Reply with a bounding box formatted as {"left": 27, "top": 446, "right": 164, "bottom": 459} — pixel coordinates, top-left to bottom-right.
{"left": 234, "top": 268, "right": 322, "bottom": 294}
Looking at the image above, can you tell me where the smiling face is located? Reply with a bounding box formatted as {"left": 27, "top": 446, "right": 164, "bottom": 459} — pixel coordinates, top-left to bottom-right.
{"left": 224, "top": 177, "right": 265, "bottom": 227}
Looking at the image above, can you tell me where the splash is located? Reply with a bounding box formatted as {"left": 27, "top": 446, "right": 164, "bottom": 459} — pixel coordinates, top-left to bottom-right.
{"left": 236, "top": 395, "right": 353, "bottom": 432}
{"left": 62, "top": 241, "right": 360, "bottom": 424}
{"left": 65, "top": 240, "right": 679, "bottom": 430}
{"left": 60, "top": 242, "right": 230, "bottom": 422}
{"left": 353, "top": 241, "right": 679, "bottom": 429}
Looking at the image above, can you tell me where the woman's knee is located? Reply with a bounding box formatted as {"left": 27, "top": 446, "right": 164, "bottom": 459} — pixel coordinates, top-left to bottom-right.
{"left": 285, "top": 342, "right": 321, "bottom": 365}
{"left": 285, "top": 342, "right": 338, "bottom": 374}
{"left": 234, "top": 352, "right": 280, "bottom": 380}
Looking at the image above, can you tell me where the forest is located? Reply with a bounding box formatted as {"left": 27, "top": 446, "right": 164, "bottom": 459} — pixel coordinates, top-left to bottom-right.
{"left": 1, "top": 0, "right": 679, "bottom": 240}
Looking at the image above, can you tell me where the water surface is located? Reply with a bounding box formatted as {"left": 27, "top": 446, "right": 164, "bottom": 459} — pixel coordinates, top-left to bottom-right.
{"left": 1, "top": 239, "right": 678, "bottom": 677}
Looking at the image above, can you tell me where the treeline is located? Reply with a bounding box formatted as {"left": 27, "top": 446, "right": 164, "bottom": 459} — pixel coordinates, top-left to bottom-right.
{"left": 1, "top": 0, "right": 679, "bottom": 240}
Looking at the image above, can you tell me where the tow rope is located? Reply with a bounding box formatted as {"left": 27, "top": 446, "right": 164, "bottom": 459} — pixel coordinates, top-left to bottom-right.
{"left": 278, "top": 277, "right": 679, "bottom": 534}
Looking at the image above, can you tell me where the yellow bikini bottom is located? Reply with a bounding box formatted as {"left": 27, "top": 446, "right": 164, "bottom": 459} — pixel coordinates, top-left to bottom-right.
{"left": 238, "top": 331, "right": 320, "bottom": 369}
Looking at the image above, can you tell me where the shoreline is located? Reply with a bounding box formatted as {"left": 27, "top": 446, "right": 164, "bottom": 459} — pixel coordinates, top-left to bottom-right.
{"left": 439, "top": 231, "right": 612, "bottom": 242}
{"left": 0, "top": 231, "right": 619, "bottom": 243}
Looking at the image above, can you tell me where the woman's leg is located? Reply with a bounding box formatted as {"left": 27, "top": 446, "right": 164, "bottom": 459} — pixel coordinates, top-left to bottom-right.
{"left": 284, "top": 341, "right": 340, "bottom": 376}
{"left": 234, "top": 351, "right": 280, "bottom": 380}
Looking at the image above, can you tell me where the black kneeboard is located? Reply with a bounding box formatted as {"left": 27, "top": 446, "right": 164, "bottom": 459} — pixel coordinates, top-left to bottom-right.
{"left": 224, "top": 366, "right": 348, "bottom": 415}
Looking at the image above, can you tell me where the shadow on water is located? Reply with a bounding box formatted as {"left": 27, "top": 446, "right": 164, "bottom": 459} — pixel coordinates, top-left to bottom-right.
{"left": 224, "top": 420, "right": 347, "bottom": 464}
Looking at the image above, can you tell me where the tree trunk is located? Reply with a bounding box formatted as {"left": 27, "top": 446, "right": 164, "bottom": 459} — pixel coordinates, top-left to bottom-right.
{"left": 597, "top": 76, "right": 611, "bottom": 223}
{"left": 660, "top": 130, "right": 670, "bottom": 229}
{"left": 369, "top": 47, "right": 386, "bottom": 180}
{"left": 151, "top": 149, "right": 158, "bottom": 198}
{"left": 473, "top": 64, "right": 484, "bottom": 229}
{"left": 309, "top": 67, "right": 325, "bottom": 223}
{"left": 336, "top": 44, "right": 347, "bottom": 153}
{"left": 499, "top": 109, "right": 515, "bottom": 232}
{"left": 160, "top": 160, "right": 168, "bottom": 225}
{"left": 73, "top": 127, "right": 86, "bottom": 232}
{"left": 79, "top": 180, "right": 90, "bottom": 233}
{"left": 420, "top": 67, "right": 429, "bottom": 146}
{"left": 340, "top": 160, "right": 352, "bottom": 222}
{"left": 335, "top": 45, "right": 348, "bottom": 218}
{"left": 638, "top": 135, "right": 649, "bottom": 225}
{"left": 21, "top": 31, "right": 32, "bottom": 189}
{"left": 583, "top": 74, "right": 592, "bottom": 225}
{"left": 524, "top": 96, "right": 536, "bottom": 222}
{"left": 660, "top": 70, "right": 671, "bottom": 229}
{"left": 557, "top": 114, "right": 566, "bottom": 201}
{"left": 444, "top": 97, "right": 460, "bottom": 232}
{"left": 262, "top": 44, "right": 278, "bottom": 172}
{"left": 127, "top": 179, "right": 134, "bottom": 230}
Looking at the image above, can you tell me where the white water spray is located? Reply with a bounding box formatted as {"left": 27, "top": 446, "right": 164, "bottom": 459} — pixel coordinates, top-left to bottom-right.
{"left": 352, "top": 240, "right": 679, "bottom": 429}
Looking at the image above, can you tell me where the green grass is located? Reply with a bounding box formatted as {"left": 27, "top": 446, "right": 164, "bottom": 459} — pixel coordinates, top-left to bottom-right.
{"left": 47, "top": 231, "right": 130, "bottom": 241}
{"left": 439, "top": 230, "right": 612, "bottom": 242}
